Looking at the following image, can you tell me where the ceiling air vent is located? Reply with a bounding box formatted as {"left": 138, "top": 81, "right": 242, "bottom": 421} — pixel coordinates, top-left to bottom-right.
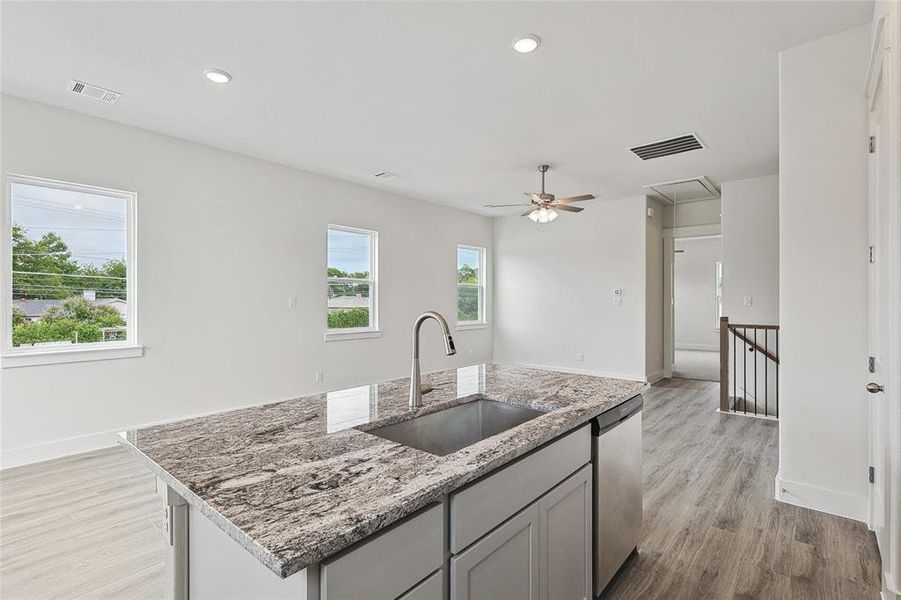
{"left": 645, "top": 176, "right": 720, "bottom": 204}
{"left": 629, "top": 133, "right": 704, "bottom": 160}
{"left": 372, "top": 171, "right": 399, "bottom": 180}
{"left": 67, "top": 79, "right": 121, "bottom": 104}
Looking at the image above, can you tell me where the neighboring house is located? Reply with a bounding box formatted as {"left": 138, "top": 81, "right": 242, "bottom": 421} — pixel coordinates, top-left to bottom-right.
{"left": 12, "top": 297, "right": 127, "bottom": 322}
{"left": 327, "top": 295, "right": 368, "bottom": 312}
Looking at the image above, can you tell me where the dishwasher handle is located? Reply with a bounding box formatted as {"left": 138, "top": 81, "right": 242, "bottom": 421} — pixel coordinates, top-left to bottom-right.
{"left": 591, "top": 394, "right": 643, "bottom": 436}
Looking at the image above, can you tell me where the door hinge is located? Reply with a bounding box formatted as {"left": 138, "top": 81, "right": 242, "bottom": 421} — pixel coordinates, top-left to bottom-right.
{"left": 869, "top": 356, "right": 876, "bottom": 373}
{"left": 869, "top": 136, "right": 876, "bottom": 153}
{"left": 869, "top": 245, "right": 876, "bottom": 263}
{"left": 869, "top": 466, "right": 875, "bottom": 484}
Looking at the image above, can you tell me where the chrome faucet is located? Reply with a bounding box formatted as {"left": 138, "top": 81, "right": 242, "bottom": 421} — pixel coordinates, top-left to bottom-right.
{"left": 410, "top": 311, "right": 456, "bottom": 410}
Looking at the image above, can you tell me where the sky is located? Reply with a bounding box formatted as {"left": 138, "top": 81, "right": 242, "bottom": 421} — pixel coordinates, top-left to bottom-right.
{"left": 327, "top": 228, "right": 370, "bottom": 275}
{"left": 12, "top": 182, "right": 126, "bottom": 269}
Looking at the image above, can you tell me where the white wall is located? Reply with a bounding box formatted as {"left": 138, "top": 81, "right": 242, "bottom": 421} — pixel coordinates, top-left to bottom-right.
{"left": 668, "top": 198, "right": 722, "bottom": 228}
{"left": 674, "top": 237, "right": 721, "bottom": 351}
{"left": 493, "top": 196, "right": 648, "bottom": 381}
{"left": 0, "top": 96, "right": 493, "bottom": 467}
{"left": 778, "top": 25, "right": 870, "bottom": 521}
{"left": 645, "top": 198, "right": 665, "bottom": 381}
{"left": 721, "top": 175, "right": 779, "bottom": 324}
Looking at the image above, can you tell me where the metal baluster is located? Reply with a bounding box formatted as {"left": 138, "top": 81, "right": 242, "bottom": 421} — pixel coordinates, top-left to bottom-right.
{"left": 743, "top": 328, "right": 747, "bottom": 414}
{"left": 775, "top": 329, "right": 779, "bottom": 418}
{"left": 765, "top": 330, "right": 769, "bottom": 417}
{"left": 732, "top": 327, "right": 736, "bottom": 412}
{"left": 754, "top": 328, "right": 758, "bottom": 416}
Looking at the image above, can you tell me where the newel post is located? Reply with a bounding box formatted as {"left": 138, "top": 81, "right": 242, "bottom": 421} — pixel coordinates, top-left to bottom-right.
{"left": 720, "top": 316, "right": 730, "bottom": 412}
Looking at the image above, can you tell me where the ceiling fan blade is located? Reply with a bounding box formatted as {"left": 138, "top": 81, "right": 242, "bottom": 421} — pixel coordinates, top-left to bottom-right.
{"left": 529, "top": 194, "right": 544, "bottom": 204}
{"left": 556, "top": 194, "right": 595, "bottom": 204}
{"left": 483, "top": 203, "right": 534, "bottom": 208}
{"left": 521, "top": 208, "right": 537, "bottom": 217}
{"left": 553, "top": 204, "right": 584, "bottom": 213}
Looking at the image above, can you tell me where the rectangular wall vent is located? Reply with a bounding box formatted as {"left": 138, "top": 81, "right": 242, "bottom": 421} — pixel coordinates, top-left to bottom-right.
{"left": 629, "top": 133, "right": 704, "bottom": 160}
{"left": 67, "top": 79, "right": 121, "bottom": 104}
{"left": 372, "top": 171, "right": 399, "bottom": 180}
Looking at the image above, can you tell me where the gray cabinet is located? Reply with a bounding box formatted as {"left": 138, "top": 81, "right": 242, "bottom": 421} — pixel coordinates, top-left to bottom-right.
{"left": 398, "top": 569, "right": 444, "bottom": 600}
{"left": 538, "top": 464, "right": 592, "bottom": 600}
{"left": 450, "top": 503, "right": 540, "bottom": 600}
{"left": 321, "top": 504, "right": 444, "bottom": 600}
{"left": 450, "top": 465, "right": 592, "bottom": 600}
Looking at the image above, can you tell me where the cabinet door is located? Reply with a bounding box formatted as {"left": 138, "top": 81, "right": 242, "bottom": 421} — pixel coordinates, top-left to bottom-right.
{"left": 538, "top": 464, "right": 592, "bottom": 600}
{"left": 450, "top": 503, "right": 539, "bottom": 600}
{"left": 398, "top": 568, "right": 443, "bottom": 600}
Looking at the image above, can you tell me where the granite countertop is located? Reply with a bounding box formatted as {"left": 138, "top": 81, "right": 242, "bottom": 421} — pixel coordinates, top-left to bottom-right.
{"left": 120, "top": 363, "right": 646, "bottom": 578}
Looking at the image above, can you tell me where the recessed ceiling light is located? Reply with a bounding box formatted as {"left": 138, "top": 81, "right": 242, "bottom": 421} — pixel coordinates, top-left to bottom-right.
{"left": 204, "top": 68, "right": 232, "bottom": 84}
{"left": 512, "top": 34, "right": 540, "bottom": 54}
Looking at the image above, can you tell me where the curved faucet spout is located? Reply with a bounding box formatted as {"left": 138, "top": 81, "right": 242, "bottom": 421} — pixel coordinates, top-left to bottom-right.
{"left": 410, "top": 311, "right": 456, "bottom": 409}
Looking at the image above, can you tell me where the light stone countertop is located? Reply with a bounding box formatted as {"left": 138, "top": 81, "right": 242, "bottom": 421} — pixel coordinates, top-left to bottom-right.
{"left": 120, "top": 363, "right": 647, "bottom": 578}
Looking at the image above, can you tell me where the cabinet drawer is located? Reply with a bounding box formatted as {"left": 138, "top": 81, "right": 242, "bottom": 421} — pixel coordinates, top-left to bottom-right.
{"left": 399, "top": 569, "right": 443, "bottom": 600}
{"left": 449, "top": 425, "right": 590, "bottom": 553}
{"left": 321, "top": 504, "right": 444, "bottom": 600}
{"left": 451, "top": 502, "right": 540, "bottom": 600}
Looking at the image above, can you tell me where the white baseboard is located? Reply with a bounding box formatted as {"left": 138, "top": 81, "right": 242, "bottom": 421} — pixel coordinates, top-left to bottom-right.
{"left": 675, "top": 343, "right": 719, "bottom": 352}
{"left": 1, "top": 429, "right": 120, "bottom": 470}
{"left": 496, "top": 361, "right": 646, "bottom": 383}
{"left": 774, "top": 471, "right": 869, "bottom": 523}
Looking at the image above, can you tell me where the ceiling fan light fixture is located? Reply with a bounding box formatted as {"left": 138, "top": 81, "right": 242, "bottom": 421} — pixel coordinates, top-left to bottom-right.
{"left": 547, "top": 208, "right": 558, "bottom": 222}
{"left": 528, "top": 210, "right": 540, "bottom": 222}
{"left": 512, "top": 34, "right": 541, "bottom": 54}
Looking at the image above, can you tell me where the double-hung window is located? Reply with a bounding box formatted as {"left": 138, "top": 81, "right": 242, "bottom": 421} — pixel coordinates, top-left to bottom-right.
{"left": 3, "top": 175, "right": 139, "bottom": 367}
{"left": 457, "top": 245, "right": 486, "bottom": 327}
{"left": 326, "top": 225, "right": 378, "bottom": 340}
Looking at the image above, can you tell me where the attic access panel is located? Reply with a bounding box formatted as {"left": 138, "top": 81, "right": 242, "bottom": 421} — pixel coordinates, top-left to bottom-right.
{"left": 645, "top": 176, "right": 720, "bottom": 204}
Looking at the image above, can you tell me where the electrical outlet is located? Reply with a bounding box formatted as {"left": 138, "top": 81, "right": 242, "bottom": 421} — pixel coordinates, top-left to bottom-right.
{"left": 468, "top": 349, "right": 474, "bottom": 357}
{"left": 743, "top": 296, "right": 753, "bottom": 307}
{"left": 577, "top": 353, "right": 584, "bottom": 362}
{"left": 314, "top": 371, "right": 324, "bottom": 383}
{"left": 613, "top": 297, "right": 623, "bottom": 306}
{"left": 288, "top": 296, "right": 298, "bottom": 309}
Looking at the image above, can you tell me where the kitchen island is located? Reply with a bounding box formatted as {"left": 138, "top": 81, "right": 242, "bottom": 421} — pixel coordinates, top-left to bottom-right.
{"left": 121, "top": 363, "right": 646, "bottom": 599}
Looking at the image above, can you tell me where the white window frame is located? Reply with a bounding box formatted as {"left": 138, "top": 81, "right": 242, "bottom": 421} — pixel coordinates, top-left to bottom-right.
{"left": 324, "top": 224, "right": 380, "bottom": 342}
{"left": 1, "top": 174, "right": 141, "bottom": 368}
{"left": 457, "top": 244, "right": 487, "bottom": 330}
{"left": 715, "top": 260, "right": 723, "bottom": 331}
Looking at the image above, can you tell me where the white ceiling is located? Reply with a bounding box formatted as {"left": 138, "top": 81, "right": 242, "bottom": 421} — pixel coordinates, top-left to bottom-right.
{"left": 1, "top": 1, "right": 872, "bottom": 215}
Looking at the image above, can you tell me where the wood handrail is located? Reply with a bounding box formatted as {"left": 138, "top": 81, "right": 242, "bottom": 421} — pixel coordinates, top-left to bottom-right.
{"left": 729, "top": 327, "right": 780, "bottom": 364}
{"left": 727, "top": 323, "right": 780, "bottom": 331}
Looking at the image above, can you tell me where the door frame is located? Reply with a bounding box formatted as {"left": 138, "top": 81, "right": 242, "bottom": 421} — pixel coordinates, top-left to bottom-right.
{"left": 865, "top": 11, "right": 901, "bottom": 596}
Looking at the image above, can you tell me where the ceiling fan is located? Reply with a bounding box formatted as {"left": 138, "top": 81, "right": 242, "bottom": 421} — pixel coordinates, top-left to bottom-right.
{"left": 483, "top": 164, "right": 595, "bottom": 224}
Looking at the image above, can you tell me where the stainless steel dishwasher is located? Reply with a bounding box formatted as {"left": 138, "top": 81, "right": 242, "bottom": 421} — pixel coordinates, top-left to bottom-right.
{"left": 592, "top": 393, "right": 643, "bottom": 596}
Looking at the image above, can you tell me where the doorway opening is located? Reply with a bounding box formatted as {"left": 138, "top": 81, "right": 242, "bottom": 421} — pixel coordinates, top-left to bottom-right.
{"left": 670, "top": 234, "right": 722, "bottom": 381}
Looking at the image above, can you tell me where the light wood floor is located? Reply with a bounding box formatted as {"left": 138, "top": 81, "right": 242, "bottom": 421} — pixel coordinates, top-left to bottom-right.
{"left": 602, "top": 378, "right": 881, "bottom": 599}
{"left": 0, "top": 378, "right": 881, "bottom": 599}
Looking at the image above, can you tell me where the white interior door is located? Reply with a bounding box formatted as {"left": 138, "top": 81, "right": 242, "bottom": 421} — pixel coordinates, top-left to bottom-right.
{"left": 866, "top": 30, "right": 897, "bottom": 594}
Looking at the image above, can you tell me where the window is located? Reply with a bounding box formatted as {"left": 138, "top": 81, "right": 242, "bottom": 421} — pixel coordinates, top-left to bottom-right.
{"left": 457, "top": 245, "right": 486, "bottom": 327}
{"left": 3, "top": 175, "right": 139, "bottom": 366}
{"left": 326, "top": 225, "right": 378, "bottom": 339}
{"left": 715, "top": 260, "right": 723, "bottom": 329}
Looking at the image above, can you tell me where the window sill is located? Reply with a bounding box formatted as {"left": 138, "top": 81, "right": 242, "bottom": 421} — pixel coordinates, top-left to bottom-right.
{"left": 456, "top": 322, "right": 488, "bottom": 331}
{"left": 323, "top": 329, "right": 383, "bottom": 342}
{"left": 1, "top": 344, "right": 144, "bottom": 368}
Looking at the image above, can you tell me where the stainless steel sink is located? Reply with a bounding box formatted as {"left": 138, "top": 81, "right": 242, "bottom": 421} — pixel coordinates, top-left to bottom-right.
{"left": 366, "top": 398, "right": 546, "bottom": 456}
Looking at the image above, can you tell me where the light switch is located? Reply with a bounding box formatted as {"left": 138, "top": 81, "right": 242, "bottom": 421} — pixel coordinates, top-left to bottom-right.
{"left": 314, "top": 371, "right": 324, "bottom": 383}
{"left": 288, "top": 296, "right": 298, "bottom": 309}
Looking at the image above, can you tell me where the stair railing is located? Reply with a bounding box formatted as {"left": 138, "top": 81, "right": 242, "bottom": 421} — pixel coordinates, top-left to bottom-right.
{"left": 719, "top": 316, "right": 780, "bottom": 417}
